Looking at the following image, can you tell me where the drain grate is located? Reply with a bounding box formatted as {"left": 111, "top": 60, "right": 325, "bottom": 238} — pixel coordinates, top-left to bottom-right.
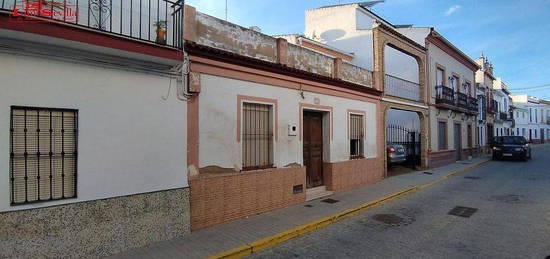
{"left": 448, "top": 206, "right": 478, "bottom": 218}
{"left": 423, "top": 171, "right": 433, "bottom": 175}
{"left": 321, "top": 198, "right": 339, "bottom": 204}
{"left": 464, "top": 176, "right": 482, "bottom": 180}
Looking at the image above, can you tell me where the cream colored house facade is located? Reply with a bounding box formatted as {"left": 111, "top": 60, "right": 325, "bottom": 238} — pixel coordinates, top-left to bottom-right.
{"left": 397, "top": 27, "right": 480, "bottom": 168}
{"left": 475, "top": 55, "right": 497, "bottom": 151}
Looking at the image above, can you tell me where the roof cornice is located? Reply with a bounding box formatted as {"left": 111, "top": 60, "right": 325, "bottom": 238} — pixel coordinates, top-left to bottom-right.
{"left": 427, "top": 30, "right": 479, "bottom": 71}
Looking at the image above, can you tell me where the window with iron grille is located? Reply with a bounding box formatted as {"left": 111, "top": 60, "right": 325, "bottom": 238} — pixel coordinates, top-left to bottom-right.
{"left": 438, "top": 121, "right": 447, "bottom": 151}
{"left": 349, "top": 114, "right": 364, "bottom": 159}
{"left": 242, "top": 103, "right": 273, "bottom": 170}
{"left": 10, "top": 107, "right": 78, "bottom": 205}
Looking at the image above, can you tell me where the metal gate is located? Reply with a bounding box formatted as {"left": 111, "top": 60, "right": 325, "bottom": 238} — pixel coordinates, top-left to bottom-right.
{"left": 386, "top": 124, "right": 421, "bottom": 169}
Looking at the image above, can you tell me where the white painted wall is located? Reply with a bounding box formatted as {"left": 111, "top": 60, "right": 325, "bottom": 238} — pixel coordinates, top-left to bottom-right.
{"left": 305, "top": 5, "right": 420, "bottom": 83}
{"left": 0, "top": 52, "right": 187, "bottom": 212}
{"left": 396, "top": 27, "right": 430, "bottom": 46}
{"left": 384, "top": 45, "right": 419, "bottom": 83}
{"left": 305, "top": 5, "right": 375, "bottom": 71}
{"left": 198, "top": 74, "right": 378, "bottom": 170}
{"left": 512, "top": 100, "right": 550, "bottom": 140}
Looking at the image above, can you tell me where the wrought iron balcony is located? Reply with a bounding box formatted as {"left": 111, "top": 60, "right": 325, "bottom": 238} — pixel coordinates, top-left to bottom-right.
{"left": 487, "top": 100, "right": 497, "bottom": 114}
{"left": 456, "top": 92, "right": 468, "bottom": 109}
{"left": 435, "top": 85, "right": 454, "bottom": 106}
{"left": 384, "top": 74, "right": 420, "bottom": 102}
{"left": 478, "top": 106, "right": 487, "bottom": 121}
{"left": 499, "top": 112, "right": 508, "bottom": 121}
{"left": 467, "top": 97, "right": 478, "bottom": 113}
{"left": 1, "top": 0, "right": 184, "bottom": 49}
{"left": 508, "top": 111, "right": 514, "bottom": 121}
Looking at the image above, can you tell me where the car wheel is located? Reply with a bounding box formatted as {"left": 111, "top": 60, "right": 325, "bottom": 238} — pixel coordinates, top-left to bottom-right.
{"left": 522, "top": 154, "right": 528, "bottom": 162}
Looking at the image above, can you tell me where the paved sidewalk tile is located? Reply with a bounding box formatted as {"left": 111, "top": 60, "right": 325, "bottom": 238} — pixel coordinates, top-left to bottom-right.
{"left": 107, "top": 156, "right": 490, "bottom": 259}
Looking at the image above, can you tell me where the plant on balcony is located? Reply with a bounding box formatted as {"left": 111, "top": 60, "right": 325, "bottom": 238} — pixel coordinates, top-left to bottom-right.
{"left": 153, "top": 20, "right": 167, "bottom": 45}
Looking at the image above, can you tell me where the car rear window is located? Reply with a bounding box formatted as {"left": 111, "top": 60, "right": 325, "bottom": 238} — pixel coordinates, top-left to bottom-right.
{"left": 494, "top": 136, "right": 526, "bottom": 144}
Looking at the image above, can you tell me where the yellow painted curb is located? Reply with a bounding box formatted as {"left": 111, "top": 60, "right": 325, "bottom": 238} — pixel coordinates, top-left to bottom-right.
{"left": 208, "top": 159, "right": 491, "bottom": 259}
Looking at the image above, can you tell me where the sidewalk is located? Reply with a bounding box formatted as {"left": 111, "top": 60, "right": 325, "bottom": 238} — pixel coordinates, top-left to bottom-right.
{"left": 108, "top": 156, "right": 491, "bottom": 259}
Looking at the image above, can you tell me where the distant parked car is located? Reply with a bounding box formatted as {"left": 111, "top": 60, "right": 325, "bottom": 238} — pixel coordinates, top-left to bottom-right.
{"left": 491, "top": 136, "right": 531, "bottom": 161}
{"left": 387, "top": 142, "right": 406, "bottom": 166}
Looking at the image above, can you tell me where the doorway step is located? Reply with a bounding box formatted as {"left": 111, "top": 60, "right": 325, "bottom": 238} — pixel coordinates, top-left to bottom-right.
{"left": 306, "top": 186, "right": 333, "bottom": 201}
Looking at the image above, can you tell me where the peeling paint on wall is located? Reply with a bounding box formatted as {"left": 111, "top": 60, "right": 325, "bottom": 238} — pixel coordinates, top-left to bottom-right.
{"left": 195, "top": 13, "right": 277, "bottom": 62}
{"left": 287, "top": 43, "right": 333, "bottom": 77}
{"left": 340, "top": 62, "right": 373, "bottom": 87}
{"left": 192, "top": 10, "right": 374, "bottom": 90}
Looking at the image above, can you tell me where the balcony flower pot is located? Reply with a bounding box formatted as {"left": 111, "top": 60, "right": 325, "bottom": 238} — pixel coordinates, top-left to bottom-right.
{"left": 153, "top": 21, "right": 167, "bottom": 45}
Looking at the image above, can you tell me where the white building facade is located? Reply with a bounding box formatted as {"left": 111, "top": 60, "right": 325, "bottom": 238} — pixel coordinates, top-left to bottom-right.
{"left": 492, "top": 78, "right": 514, "bottom": 137}
{"left": 0, "top": 3, "right": 191, "bottom": 257}
{"left": 511, "top": 95, "right": 550, "bottom": 143}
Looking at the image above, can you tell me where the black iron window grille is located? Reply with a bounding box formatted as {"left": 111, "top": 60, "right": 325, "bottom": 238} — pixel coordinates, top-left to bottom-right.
{"left": 10, "top": 106, "right": 78, "bottom": 205}
{"left": 349, "top": 114, "right": 364, "bottom": 159}
{"left": 242, "top": 103, "right": 273, "bottom": 171}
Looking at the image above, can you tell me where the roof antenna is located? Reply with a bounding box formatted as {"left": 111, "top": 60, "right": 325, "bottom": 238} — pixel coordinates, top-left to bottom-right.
{"left": 225, "top": 0, "right": 228, "bottom": 21}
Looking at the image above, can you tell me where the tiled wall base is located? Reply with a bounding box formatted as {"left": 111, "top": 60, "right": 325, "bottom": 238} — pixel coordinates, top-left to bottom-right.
{"left": 190, "top": 166, "right": 306, "bottom": 230}
{"left": 323, "top": 158, "right": 384, "bottom": 193}
{"left": 428, "top": 148, "right": 481, "bottom": 168}
{"left": 0, "top": 188, "right": 190, "bottom": 258}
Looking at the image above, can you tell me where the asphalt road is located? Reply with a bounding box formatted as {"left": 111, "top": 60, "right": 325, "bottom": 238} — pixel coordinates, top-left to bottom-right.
{"left": 250, "top": 145, "right": 550, "bottom": 259}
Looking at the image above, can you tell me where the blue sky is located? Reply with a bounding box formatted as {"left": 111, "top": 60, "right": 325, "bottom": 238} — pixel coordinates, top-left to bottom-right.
{"left": 186, "top": 0, "right": 550, "bottom": 100}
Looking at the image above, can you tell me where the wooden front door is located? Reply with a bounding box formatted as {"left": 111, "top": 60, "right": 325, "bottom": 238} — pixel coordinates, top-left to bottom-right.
{"left": 303, "top": 111, "right": 324, "bottom": 188}
{"left": 454, "top": 123, "right": 462, "bottom": 161}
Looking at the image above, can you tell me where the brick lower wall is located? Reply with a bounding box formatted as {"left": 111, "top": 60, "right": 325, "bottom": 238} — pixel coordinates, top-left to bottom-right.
{"left": 429, "top": 147, "right": 481, "bottom": 169}
{"left": 479, "top": 145, "right": 491, "bottom": 154}
{"left": 428, "top": 150, "right": 456, "bottom": 169}
{"left": 189, "top": 167, "right": 306, "bottom": 230}
{"left": 323, "top": 158, "right": 384, "bottom": 193}
{"left": 461, "top": 147, "right": 481, "bottom": 159}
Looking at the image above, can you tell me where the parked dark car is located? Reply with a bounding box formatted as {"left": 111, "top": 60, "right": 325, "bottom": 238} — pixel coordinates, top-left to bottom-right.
{"left": 491, "top": 136, "right": 531, "bottom": 161}
{"left": 387, "top": 142, "right": 406, "bottom": 166}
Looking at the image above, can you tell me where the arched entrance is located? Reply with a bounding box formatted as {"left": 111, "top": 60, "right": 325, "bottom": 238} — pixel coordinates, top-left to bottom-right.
{"left": 385, "top": 108, "right": 422, "bottom": 176}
